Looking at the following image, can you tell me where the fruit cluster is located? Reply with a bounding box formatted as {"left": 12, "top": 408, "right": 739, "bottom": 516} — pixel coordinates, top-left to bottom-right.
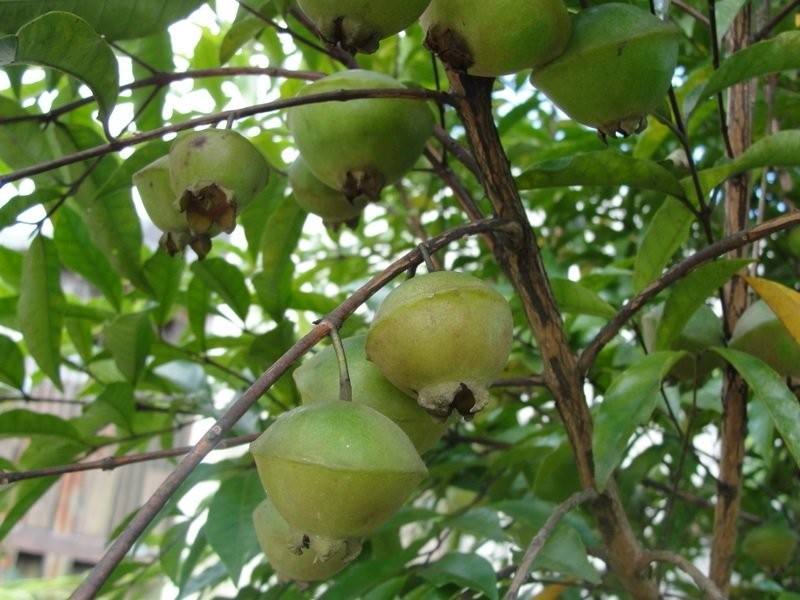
{"left": 249, "top": 271, "right": 513, "bottom": 582}
{"left": 133, "top": 129, "right": 269, "bottom": 258}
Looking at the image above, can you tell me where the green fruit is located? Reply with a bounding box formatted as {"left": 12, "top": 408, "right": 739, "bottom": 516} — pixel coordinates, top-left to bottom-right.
{"left": 741, "top": 523, "right": 798, "bottom": 569}
{"left": 250, "top": 402, "right": 427, "bottom": 555}
{"left": 421, "top": 0, "right": 571, "bottom": 77}
{"left": 169, "top": 129, "right": 269, "bottom": 236}
{"left": 252, "top": 497, "right": 355, "bottom": 582}
{"left": 297, "top": 0, "right": 431, "bottom": 54}
{"left": 366, "top": 271, "right": 514, "bottom": 419}
{"left": 531, "top": 3, "right": 680, "bottom": 138}
{"left": 730, "top": 300, "right": 800, "bottom": 378}
{"left": 287, "top": 70, "right": 435, "bottom": 200}
{"left": 641, "top": 304, "right": 724, "bottom": 382}
{"left": 294, "top": 335, "right": 449, "bottom": 453}
{"left": 288, "top": 156, "right": 369, "bottom": 231}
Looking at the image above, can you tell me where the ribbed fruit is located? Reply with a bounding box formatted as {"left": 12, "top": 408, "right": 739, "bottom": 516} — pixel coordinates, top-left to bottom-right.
{"left": 729, "top": 300, "right": 800, "bottom": 377}
{"left": 366, "top": 271, "right": 513, "bottom": 419}
{"left": 741, "top": 523, "right": 798, "bottom": 568}
{"left": 531, "top": 3, "right": 680, "bottom": 138}
{"left": 169, "top": 129, "right": 269, "bottom": 236}
{"left": 252, "top": 497, "right": 354, "bottom": 582}
{"left": 250, "top": 402, "right": 427, "bottom": 558}
{"left": 420, "top": 0, "right": 571, "bottom": 77}
{"left": 288, "top": 156, "right": 369, "bottom": 231}
{"left": 286, "top": 70, "right": 434, "bottom": 200}
{"left": 297, "top": 0, "right": 431, "bottom": 53}
{"left": 294, "top": 335, "right": 449, "bottom": 453}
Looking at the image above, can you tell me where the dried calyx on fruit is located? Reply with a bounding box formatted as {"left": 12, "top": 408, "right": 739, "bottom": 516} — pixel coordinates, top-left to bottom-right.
{"left": 366, "top": 271, "right": 514, "bottom": 419}
{"left": 530, "top": 3, "right": 680, "bottom": 138}
{"left": 294, "top": 335, "right": 449, "bottom": 453}
{"left": 420, "top": 0, "right": 571, "bottom": 77}
{"left": 249, "top": 402, "right": 427, "bottom": 562}
{"left": 297, "top": 0, "right": 432, "bottom": 54}
{"left": 288, "top": 156, "right": 369, "bottom": 232}
{"left": 286, "top": 70, "right": 435, "bottom": 201}
{"left": 252, "top": 497, "right": 352, "bottom": 582}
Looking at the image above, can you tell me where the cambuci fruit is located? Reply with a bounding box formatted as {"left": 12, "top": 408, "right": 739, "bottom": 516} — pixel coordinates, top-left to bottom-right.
{"left": 252, "top": 497, "right": 353, "bottom": 582}
{"left": 288, "top": 155, "right": 369, "bottom": 231}
{"left": 297, "top": 0, "right": 432, "bottom": 54}
{"left": 421, "top": 0, "right": 571, "bottom": 77}
{"left": 293, "top": 335, "right": 449, "bottom": 453}
{"left": 741, "top": 522, "right": 799, "bottom": 568}
{"left": 286, "top": 70, "right": 434, "bottom": 201}
{"left": 531, "top": 3, "right": 680, "bottom": 138}
{"left": 366, "top": 271, "right": 514, "bottom": 419}
{"left": 250, "top": 402, "right": 427, "bottom": 561}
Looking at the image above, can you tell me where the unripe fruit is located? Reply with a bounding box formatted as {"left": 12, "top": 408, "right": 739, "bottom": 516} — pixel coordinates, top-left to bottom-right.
{"left": 729, "top": 300, "right": 800, "bottom": 378}
{"left": 421, "top": 0, "right": 571, "bottom": 77}
{"left": 286, "top": 70, "right": 435, "bottom": 201}
{"left": 741, "top": 523, "right": 798, "bottom": 569}
{"left": 169, "top": 129, "right": 269, "bottom": 236}
{"left": 366, "top": 271, "right": 514, "bottom": 419}
{"left": 531, "top": 3, "right": 680, "bottom": 138}
{"left": 294, "top": 335, "right": 449, "bottom": 453}
{"left": 297, "top": 0, "right": 432, "bottom": 54}
{"left": 252, "top": 497, "right": 353, "bottom": 582}
{"left": 250, "top": 402, "right": 427, "bottom": 557}
{"left": 288, "top": 156, "right": 369, "bottom": 231}
{"left": 641, "top": 304, "right": 724, "bottom": 382}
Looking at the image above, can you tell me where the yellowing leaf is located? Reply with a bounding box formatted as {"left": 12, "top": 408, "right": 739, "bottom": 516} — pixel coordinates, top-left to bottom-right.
{"left": 743, "top": 276, "right": 800, "bottom": 344}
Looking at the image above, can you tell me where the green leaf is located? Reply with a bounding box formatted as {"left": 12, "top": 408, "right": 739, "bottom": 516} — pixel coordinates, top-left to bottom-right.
{"left": 191, "top": 258, "right": 251, "bottom": 322}
{"left": 320, "top": 544, "right": 423, "bottom": 600}
{"left": 447, "top": 507, "right": 511, "bottom": 543}
{"left": 161, "top": 520, "right": 192, "bottom": 586}
{"left": 0, "top": 246, "right": 23, "bottom": 290}
{"left": 690, "top": 130, "right": 800, "bottom": 195}
{"left": 204, "top": 470, "right": 264, "bottom": 583}
{"left": 0, "top": 334, "right": 24, "bottom": 389}
{"left": 593, "top": 351, "right": 687, "bottom": 490}
{"left": 419, "top": 553, "right": 498, "bottom": 600}
{"left": 144, "top": 250, "right": 185, "bottom": 326}
{"left": 0, "top": 11, "right": 118, "bottom": 132}
{"left": 516, "top": 151, "right": 686, "bottom": 199}
{"left": 255, "top": 199, "right": 306, "bottom": 319}
{"left": 0, "top": 97, "right": 54, "bottom": 172}
{"left": 18, "top": 235, "right": 64, "bottom": 387}
{"left": 0, "top": 188, "right": 60, "bottom": 231}
{"left": 81, "top": 382, "right": 136, "bottom": 435}
{"left": 220, "top": 3, "right": 273, "bottom": 65}
{"left": 550, "top": 277, "right": 616, "bottom": 319}
{"left": 0, "top": 477, "right": 57, "bottom": 541}
{"left": 533, "top": 524, "right": 602, "bottom": 584}
{"left": 0, "top": 408, "right": 84, "bottom": 441}
{"left": 53, "top": 205, "right": 122, "bottom": 310}
{"left": 186, "top": 275, "right": 210, "bottom": 348}
{"left": 103, "top": 312, "right": 154, "bottom": 383}
{"left": 656, "top": 258, "right": 751, "bottom": 350}
{"left": 713, "top": 347, "right": 800, "bottom": 470}
{"left": 0, "top": 0, "right": 206, "bottom": 41}
{"left": 692, "top": 31, "right": 800, "bottom": 111}
{"left": 633, "top": 198, "right": 694, "bottom": 292}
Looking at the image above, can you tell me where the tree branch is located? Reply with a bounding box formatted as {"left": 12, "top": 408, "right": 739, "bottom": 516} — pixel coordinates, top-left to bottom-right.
{"left": 642, "top": 550, "right": 726, "bottom": 600}
{"left": 68, "top": 217, "right": 516, "bottom": 600}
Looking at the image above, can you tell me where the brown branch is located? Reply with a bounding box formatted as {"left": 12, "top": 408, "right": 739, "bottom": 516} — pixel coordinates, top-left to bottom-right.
{"left": 445, "top": 70, "right": 659, "bottom": 600}
{"left": 673, "top": 0, "right": 711, "bottom": 26}
{"left": 1, "top": 87, "right": 453, "bottom": 189}
{"left": 753, "top": 0, "right": 800, "bottom": 41}
{"left": 67, "top": 217, "right": 516, "bottom": 600}
{"left": 641, "top": 479, "right": 761, "bottom": 524}
{"left": 505, "top": 489, "right": 599, "bottom": 600}
{"left": 642, "top": 550, "right": 726, "bottom": 600}
{"left": 578, "top": 210, "right": 800, "bottom": 374}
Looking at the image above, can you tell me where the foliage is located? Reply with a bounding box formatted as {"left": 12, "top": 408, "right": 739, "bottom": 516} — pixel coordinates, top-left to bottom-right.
{"left": 1, "top": 1, "right": 800, "bottom": 599}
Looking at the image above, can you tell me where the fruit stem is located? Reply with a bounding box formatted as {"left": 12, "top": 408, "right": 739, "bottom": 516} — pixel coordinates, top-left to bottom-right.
{"left": 418, "top": 242, "right": 439, "bottom": 272}
{"left": 329, "top": 328, "right": 353, "bottom": 402}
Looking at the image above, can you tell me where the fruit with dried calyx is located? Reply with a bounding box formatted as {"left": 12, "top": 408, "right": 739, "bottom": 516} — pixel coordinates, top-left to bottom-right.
{"left": 286, "top": 70, "right": 435, "bottom": 201}
{"left": 366, "top": 271, "right": 514, "bottom": 419}
{"left": 288, "top": 156, "right": 369, "bottom": 231}
{"left": 741, "top": 523, "right": 798, "bottom": 568}
{"left": 253, "top": 497, "right": 354, "bottom": 582}
{"left": 729, "top": 300, "right": 800, "bottom": 378}
{"left": 249, "top": 401, "right": 427, "bottom": 561}
{"left": 297, "top": 0, "right": 432, "bottom": 54}
{"left": 294, "top": 335, "right": 449, "bottom": 453}
{"left": 530, "top": 3, "right": 680, "bottom": 138}
{"left": 420, "top": 0, "right": 571, "bottom": 77}
{"left": 169, "top": 128, "right": 269, "bottom": 238}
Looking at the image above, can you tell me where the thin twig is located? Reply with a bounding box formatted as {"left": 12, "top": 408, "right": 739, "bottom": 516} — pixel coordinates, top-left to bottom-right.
{"left": 505, "top": 489, "right": 599, "bottom": 600}
{"left": 752, "top": 0, "right": 800, "bottom": 40}
{"left": 642, "top": 550, "right": 727, "bottom": 600}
